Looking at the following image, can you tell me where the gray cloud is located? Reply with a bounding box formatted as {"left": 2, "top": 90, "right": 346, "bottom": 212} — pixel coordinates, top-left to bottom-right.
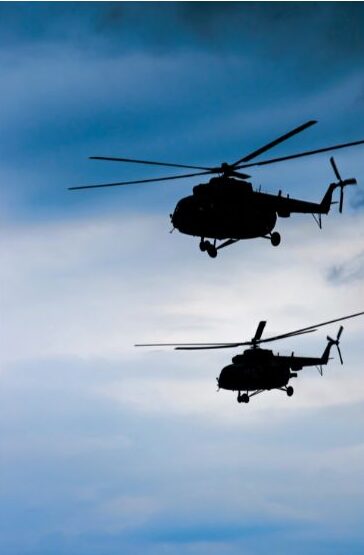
{"left": 2, "top": 6, "right": 364, "bottom": 554}
{"left": 1, "top": 211, "right": 364, "bottom": 555}
{"left": 2, "top": 3, "right": 364, "bottom": 71}
{"left": 327, "top": 250, "right": 364, "bottom": 284}
{"left": 92, "top": 2, "right": 364, "bottom": 78}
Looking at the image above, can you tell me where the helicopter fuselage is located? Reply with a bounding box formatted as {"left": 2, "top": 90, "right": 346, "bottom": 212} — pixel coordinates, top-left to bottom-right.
{"left": 217, "top": 349, "right": 297, "bottom": 392}
{"left": 218, "top": 360, "right": 294, "bottom": 391}
{"left": 171, "top": 178, "right": 278, "bottom": 241}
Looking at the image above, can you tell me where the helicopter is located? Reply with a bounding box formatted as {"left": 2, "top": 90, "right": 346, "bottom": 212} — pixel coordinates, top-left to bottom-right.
{"left": 135, "top": 311, "right": 364, "bottom": 404}
{"left": 69, "top": 120, "right": 364, "bottom": 258}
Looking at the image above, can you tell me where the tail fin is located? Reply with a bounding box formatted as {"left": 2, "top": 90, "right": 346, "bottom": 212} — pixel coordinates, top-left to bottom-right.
{"left": 320, "top": 183, "right": 337, "bottom": 214}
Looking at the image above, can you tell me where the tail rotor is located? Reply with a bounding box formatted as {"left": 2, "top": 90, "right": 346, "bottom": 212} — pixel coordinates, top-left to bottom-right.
{"left": 327, "top": 325, "right": 344, "bottom": 364}
{"left": 330, "top": 157, "right": 357, "bottom": 213}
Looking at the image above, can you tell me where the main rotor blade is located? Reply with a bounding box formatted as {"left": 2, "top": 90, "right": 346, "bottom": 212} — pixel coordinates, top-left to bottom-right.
{"left": 69, "top": 170, "right": 213, "bottom": 190}
{"left": 90, "top": 156, "right": 212, "bottom": 171}
{"left": 135, "top": 342, "right": 246, "bottom": 348}
{"left": 175, "top": 343, "right": 244, "bottom": 350}
{"left": 135, "top": 312, "right": 364, "bottom": 351}
{"left": 253, "top": 320, "right": 266, "bottom": 342}
{"left": 135, "top": 328, "right": 317, "bottom": 350}
{"left": 235, "top": 139, "right": 364, "bottom": 170}
{"left": 257, "top": 311, "right": 364, "bottom": 345}
{"left": 232, "top": 120, "right": 317, "bottom": 167}
{"left": 257, "top": 328, "right": 318, "bottom": 344}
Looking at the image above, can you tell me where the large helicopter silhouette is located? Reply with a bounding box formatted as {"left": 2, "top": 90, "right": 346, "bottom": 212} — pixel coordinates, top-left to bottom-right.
{"left": 70, "top": 120, "right": 364, "bottom": 257}
{"left": 136, "top": 311, "right": 364, "bottom": 404}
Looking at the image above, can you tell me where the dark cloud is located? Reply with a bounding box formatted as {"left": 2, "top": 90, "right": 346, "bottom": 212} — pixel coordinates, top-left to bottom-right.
{"left": 327, "top": 250, "right": 364, "bottom": 284}
{"left": 0, "top": 3, "right": 362, "bottom": 112}
{"left": 1, "top": 3, "right": 364, "bottom": 222}
{"left": 91, "top": 2, "right": 364, "bottom": 71}
{"left": 1, "top": 3, "right": 364, "bottom": 69}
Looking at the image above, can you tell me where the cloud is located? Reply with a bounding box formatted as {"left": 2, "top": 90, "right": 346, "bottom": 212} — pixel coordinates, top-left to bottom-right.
{"left": 1, "top": 8, "right": 364, "bottom": 229}
{"left": 2, "top": 358, "right": 364, "bottom": 555}
{"left": 1, "top": 209, "right": 363, "bottom": 364}
{"left": 91, "top": 3, "right": 364, "bottom": 71}
{"left": 2, "top": 4, "right": 364, "bottom": 87}
{"left": 327, "top": 250, "right": 364, "bottom": 284}
{"left": 1, "top": 5, "right": 364, "bottom": 553}
{"left": 1, "top": 209, "right": 364, "bottom": 424}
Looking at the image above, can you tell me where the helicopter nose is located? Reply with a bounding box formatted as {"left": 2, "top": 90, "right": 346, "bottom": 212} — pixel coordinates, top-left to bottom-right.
{"left": 171, "top": 207, "right": 178, "bottom": 227}
{"left": 217, "top": 367, "right": 229, "bottom": 389}
{"left": 171, "top": 198, "right": 188, "bottom": 227}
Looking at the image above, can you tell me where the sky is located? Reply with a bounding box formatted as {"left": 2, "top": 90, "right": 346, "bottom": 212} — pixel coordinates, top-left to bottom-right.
{"left": 1, "top": 2, "right": 364, "bottom": 554}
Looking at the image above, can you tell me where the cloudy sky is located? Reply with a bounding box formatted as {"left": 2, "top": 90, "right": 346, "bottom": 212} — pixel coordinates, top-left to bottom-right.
{"left": 1, "top": 3, "right": 364, "bottom": 554}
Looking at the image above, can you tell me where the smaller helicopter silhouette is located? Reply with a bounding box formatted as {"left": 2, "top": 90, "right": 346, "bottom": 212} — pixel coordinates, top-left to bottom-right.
{"left": 135, "top": 311, "right": 364, "bottom": 404}
{"left": 70, "top": 120, "right": 364, "bottom": 257}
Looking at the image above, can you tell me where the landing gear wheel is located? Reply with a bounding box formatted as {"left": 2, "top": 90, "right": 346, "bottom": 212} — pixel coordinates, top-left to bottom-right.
{"left": 201, "top": 240, "right": 218, "bottom": 258}
{"left": 286, "top": 386, "right": 294, "bottom": 397}
{"left": 199, "top": 240, "right": 207, "bottom": 252}
{"left": 270, "top": 232, "right": 281, "bottom": 247}
{"left": 241, "top": 393, "right": 249, "bottom": 403}
{"left": 207, "top": 244, "right": 217, "bottom": 258}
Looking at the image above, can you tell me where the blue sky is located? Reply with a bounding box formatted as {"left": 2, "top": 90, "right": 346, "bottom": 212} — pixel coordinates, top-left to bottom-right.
{"left": 1, "top": 3, "right": 364, "bottom": 555}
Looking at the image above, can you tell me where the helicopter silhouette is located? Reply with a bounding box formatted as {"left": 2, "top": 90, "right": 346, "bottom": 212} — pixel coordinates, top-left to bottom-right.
{"left": 70, "top": 120, "right": 364, "bottom": 257}
{"left": 135, "top": 311, "right": 364, "bottom": 404}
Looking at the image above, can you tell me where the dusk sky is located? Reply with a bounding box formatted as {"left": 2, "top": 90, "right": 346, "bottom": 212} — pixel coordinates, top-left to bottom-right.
{"left": 1, "top": 3, "right": 364, "bottom": 554}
